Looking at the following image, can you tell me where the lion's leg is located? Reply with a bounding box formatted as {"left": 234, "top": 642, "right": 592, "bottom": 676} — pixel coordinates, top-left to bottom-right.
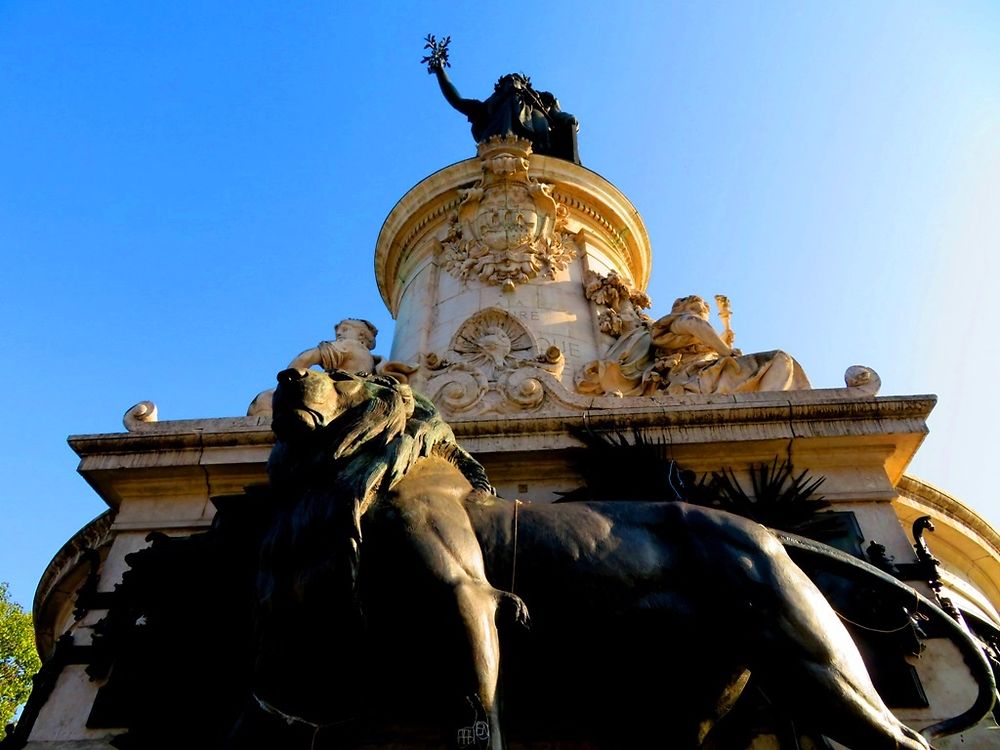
{"left": 725, "top": 535, "right": 928, "bottom": 748}
{"left": 406, "top": 559, "right": 503, "bottom": 750}
{"left": 679, "top": 506, "right": 929, "bottom": 750}
{"left": 452, "top": 580, "right": 504, "bottom": 750}
{"left": 755, "top": 566, "right": 929, "bottom": 749}
{"left": 387, "top": 461, "right": 508, "bottom": 750}
{"left": 765, "top": 595, "right": 930, "bottom": 748}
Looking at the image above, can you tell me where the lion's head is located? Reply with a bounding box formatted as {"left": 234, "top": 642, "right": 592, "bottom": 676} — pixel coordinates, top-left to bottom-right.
{"left": 270, "top": 367, "right": 407, "bottom": 444}
{"left": 262, "top": 368, "right": 491, "bottom": 617}
{"left": 268, "top": 368, "right": 489, "bottom": 505}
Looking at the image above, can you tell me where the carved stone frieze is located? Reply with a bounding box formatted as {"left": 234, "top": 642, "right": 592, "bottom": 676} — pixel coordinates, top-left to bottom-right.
{"left": 438, "top": 136, "right": 580, "bottom": 293}
{"left": 425, "top": 308, "right": 564, "bottom": 415}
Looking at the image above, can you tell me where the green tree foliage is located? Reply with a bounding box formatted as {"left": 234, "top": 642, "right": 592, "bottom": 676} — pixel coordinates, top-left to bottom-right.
{"left": 1, "top": 582, "right": 40, "bottom": 738}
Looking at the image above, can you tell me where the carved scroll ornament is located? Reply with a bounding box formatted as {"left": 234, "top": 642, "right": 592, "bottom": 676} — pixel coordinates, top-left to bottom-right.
{"left": 425, "top": 308, "right": 563, "bottom": 415}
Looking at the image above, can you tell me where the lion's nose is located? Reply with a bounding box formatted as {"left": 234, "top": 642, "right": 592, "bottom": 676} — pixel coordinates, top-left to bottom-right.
{"left": 277, "top": 368, "right": 308, "bottom": 385}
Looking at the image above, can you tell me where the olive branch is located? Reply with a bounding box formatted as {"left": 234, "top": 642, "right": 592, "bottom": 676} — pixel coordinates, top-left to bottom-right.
{"left": 422, "top": 34, "right": 451, "bottom": 73}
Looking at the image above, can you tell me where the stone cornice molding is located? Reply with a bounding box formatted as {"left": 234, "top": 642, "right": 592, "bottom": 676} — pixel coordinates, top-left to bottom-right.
{"left": 67, "top": 391, "right": 933, "bottom": 510}
{"left": 896, "top": 475, "right": 1000, "bottom": 624}
{"left": 33, "top": 510, "right": 114, "bottom": 659}
{"left": 897, "top": 475, "right": 1000, "bottom": 562}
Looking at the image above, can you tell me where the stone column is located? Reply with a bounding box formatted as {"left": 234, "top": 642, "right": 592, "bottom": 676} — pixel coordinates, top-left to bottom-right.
{"left": 375, "top": 136, "right": 651, "bottom": 417}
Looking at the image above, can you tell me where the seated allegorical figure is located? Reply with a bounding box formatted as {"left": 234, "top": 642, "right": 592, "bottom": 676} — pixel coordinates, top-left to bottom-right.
{"left": 577, "top": 295, "right": 809, "bottom": 396}
{"left": 651, "top": 295, "right": 810, "bottom": 395}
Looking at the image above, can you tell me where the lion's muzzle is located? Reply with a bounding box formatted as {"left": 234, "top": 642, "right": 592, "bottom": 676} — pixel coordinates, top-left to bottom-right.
{"left": 271, "top": 368, "right": 340, "bottom": 440}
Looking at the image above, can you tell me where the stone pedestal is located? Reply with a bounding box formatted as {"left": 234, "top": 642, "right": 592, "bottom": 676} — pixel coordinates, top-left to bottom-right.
{"left": 20, "top": 385, "right": 999, "bottom": 748}
{"left": 17, "top": 137, "right": 1000, "bottom": 749}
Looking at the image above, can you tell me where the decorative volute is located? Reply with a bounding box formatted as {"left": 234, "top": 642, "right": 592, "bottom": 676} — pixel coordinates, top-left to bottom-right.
{"left": 374, "top": 136, "right": 651, "bottom": 413}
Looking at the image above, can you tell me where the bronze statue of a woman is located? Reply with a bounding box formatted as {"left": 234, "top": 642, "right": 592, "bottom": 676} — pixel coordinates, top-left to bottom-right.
{"left": 423, "top": 35, "right": 580, "bottom": 164}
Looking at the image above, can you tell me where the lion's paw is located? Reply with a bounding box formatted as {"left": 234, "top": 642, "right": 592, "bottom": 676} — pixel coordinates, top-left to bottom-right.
{"left": 498, "top": 591, "right": 530, "bottom": 629}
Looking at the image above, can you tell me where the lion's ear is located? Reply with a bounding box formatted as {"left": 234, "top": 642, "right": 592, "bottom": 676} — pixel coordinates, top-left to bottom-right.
{"left": 335, "top": 379, "right": 364, "bottom": 399}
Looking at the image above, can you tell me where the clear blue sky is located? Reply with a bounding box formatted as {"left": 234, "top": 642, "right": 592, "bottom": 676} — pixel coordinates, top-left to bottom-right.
{"left": 1, "top": 2, "right": 998, "bottom": 607}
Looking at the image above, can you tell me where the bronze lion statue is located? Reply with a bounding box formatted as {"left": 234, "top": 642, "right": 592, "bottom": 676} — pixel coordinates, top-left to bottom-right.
{"left": 226, "top": 367, "right": 991, "bottom": 750}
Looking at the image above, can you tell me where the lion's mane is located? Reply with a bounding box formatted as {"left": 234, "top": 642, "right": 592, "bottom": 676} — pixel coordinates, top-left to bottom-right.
{"left": 259, "top": 373, "right": 490, "bottom": 617}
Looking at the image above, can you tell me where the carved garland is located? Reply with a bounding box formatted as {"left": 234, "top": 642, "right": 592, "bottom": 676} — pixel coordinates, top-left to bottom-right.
{"left": 582, "top": 269, "right": 652, "bottom": 337}
{"left": 438, "top": 136, "right": 580, "bottom": 293}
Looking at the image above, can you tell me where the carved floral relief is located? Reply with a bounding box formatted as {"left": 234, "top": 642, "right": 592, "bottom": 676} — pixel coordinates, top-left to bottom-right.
{"left": 439, "top": 136, "right": 580, "bottom": 293}
{"left": 583, "top": 269, "right": 652, "bottom": 338}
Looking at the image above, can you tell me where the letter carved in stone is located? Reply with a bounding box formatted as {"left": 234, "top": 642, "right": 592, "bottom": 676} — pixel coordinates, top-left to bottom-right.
{"left": 439, "top": 136, "right": 580, "bottom": 293}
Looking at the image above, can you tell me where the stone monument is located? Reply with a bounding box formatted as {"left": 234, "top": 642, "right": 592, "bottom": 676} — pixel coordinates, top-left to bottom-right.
{"left": 10, "top": 42, "right": 1000, "bottom": 750}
